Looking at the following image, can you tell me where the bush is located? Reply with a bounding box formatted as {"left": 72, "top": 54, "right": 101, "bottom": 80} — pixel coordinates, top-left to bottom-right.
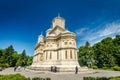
{"left": 110, "top": 77, "right": 120, "bottom": 80}
{"left": 0, "top": 74, "right": 30, "bottom": 80}
{"left": 46, "top": 78, "right": 51, "bottom": 80}
{"left": 84, "top": 77, "right": 109, "bottom": 80}
{"left": 92, "top": 66, "right": 98, "bottom": 69}
{"left": 32, "top": 77, "right": 51, "bottom": 80}
{"left": 0, "top": 74, "right": 51, "bottom": 80}
{"left": 113, "top": 66, "right": 120, "bottom": 71}
{"left": 84, "top": 77, "right": 95, "bottom": 80}
{"left": 32, "top": 77, "right": 41, "bottom": 80}
{"left": 84, "top": 77, "right": 120, "bottom": 80}
{"left": 102, "top": 67, "right": 108, "bottom": 70}
{"left": 0, "top": 63, "right": 9, "bottom": 69}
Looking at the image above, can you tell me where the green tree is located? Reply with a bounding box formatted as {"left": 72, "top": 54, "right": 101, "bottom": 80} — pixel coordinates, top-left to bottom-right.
{"left": 93, "top": 37, "right": 115, "bottom": 68}
{"left": 26, "top": 56, "right": 33, "bottom": 66}
{"left": 10, "top": 51, "right": 19, "bottom": 67}
{"left": 16, "top": 50, "right": 27, "bottom": 66}
{"left": 0, "top": 45, "right": 33, "bottom": 67}
{"left": 5, "top": 45, "right": 15, "bottom": 66}
{"left": 78, "top": 41, "right": 94, "bottom": 67}
{"left": 112, "top": 35, "right": 120, "bottom": 66}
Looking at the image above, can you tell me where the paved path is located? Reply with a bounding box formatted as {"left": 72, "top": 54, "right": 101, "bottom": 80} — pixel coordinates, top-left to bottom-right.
{"left": 0, "top": 68, "right": 120, "bottom": 80}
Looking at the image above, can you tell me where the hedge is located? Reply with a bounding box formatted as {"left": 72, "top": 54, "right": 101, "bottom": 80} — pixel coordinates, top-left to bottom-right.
{"left": 0, "top": 64, "right": 9, "bottom": 69}
{"left": 84, "top": 77, "right": 109, "bottom": 80}
{"left": 92, "top": 66, "right": 98, "bottom": 69}
{"left": 0, "top": 74, "right": 51, "bottom": 80}
{"left": 0, "top": 74, "right": 30, "bottom": 80}
{"left": 84, "top": 76, "right": 120, "bottom": 80}
{"left": 113, "top": 66, "right": 120, "bottom": 71}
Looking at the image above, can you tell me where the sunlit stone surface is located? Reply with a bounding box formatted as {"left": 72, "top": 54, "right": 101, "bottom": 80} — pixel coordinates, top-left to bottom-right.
{"left": 30, "top": 14, "right": 87, "bottom": 72}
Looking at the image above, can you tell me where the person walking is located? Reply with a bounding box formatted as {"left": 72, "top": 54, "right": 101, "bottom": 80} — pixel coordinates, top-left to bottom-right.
{"left": 14, "top": 66, "right": 17, "bottom": 72}
{"left": 75, "top": 66, "right": 78, "bottom": 74}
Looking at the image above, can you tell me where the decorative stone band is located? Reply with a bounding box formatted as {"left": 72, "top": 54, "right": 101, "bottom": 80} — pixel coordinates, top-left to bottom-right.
{"left": 44, "top": 47, "right": 77, "bottom": 51}
{"left": 34, "top": 42, "right": 44, "bottom": 50}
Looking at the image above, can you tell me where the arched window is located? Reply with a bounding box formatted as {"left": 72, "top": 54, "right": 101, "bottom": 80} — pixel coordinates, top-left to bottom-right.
{"left": 65, "top": 50, "right": 67, "bottom": 59}
{"left": 46, "top": 52, "right": 48, "bottom": 60}
{"left": 70, "top": 50, "right": 72, "bottom": 59}
{"left": 73, "top": 42, "right": 75, "bottom": 45}
{"left": 64, "top": 42, "right": 67, "bottom": 45}
{"left": 74, "top": 50, "right": 76, "bottom": 59}
{"left": 69, "top": 42, "right": 72, "bottom": 45}
{"left": 57, "top": 51, "right": 59, "bottom": 60}
{"left": 50, "top": 52, "right": 52, "bottom": 59}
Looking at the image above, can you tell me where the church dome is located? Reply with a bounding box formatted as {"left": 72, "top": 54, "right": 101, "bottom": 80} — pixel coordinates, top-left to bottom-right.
{"left": 52, "top": 15, "right": 65, "bottom": 22}
{"left": 52, "top": 13, "right": 65, "bottom": 29}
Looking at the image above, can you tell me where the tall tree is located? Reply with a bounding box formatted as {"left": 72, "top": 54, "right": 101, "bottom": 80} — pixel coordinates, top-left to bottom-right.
{"left": 93, "top": 37, "right": 115, "bottom": 68}
{"left": 78, "top": 41, "right": 94, "bottom": 67}
{"left": 113, "top": 35, "right": 120, "bottom": 66}
{"left": 16, "top": 50, "right": 27, "bottom": 66}
{"left": 85, "top": 41, "right": 90, "bottom": 48}
{"left": 4, "top": 45, "right": 15, "bottom": 66}
{"left": 0, "top": 45, "right": 33, "bottom": 67}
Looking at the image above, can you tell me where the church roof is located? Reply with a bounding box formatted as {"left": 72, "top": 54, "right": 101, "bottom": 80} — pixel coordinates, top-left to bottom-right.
{"left": 49, "top": 25, "right": 65, "bottom": 34}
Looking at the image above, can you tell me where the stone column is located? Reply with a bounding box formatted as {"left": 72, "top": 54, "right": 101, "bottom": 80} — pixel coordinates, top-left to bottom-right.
{"left": 72, "top": 50, "right": 74, "bottom": 60}
{"left": 46, "top": 51, "right": 48, "bottom": 60}
{"left": 47, "top": 51, "right": 50, "bottom": 60}
{"left": 75, "top": 50, "right": 78, "bottom": 60}
{"left": 68, "top": 50, "right": 70, "bottom": 60}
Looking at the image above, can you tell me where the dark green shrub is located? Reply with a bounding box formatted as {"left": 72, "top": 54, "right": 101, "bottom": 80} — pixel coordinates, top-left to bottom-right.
{"left": 84, "top": 76, "right": 120, "bottom": 80}
{"left": 46, "top": 77, "right": 51, "bottom": 80}
{"left": 27, "top": 77, "right": 31, "bottom": 80}
{"left": 102, "top": 67, "right": 108, "bottom": 70}
{"left": 32, "top": 77, "right": 51, "bottom": 80}
{"left": 92, "top": 66, "right": 98, "bottom": 69}
{"left": 113, "top": 66, "right": 120, "bottom": 71}
{"left": 0, "top": 63, "right": 9, "bottom": 69}
{"left": 32, "top": 77, "right": 42, "bottom": 80}
{"left": 0, "top": 74, "right": 51, "bottom": 80}
{"left": 83, "top": 77, "right": 109, "bottom": 80}
{"left": 110, "top": 77, "right": 120, "bottom": 80}
{"left": 84, "top": 77, "right": 96, "bottom": 80}
{"left": 0, "top": 74, "right": 30, "bottom": 80}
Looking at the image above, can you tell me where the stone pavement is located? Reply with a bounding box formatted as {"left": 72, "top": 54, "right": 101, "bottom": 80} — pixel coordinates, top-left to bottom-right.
{"left": 0, "top": 67, "right": 120, "bottom": 80}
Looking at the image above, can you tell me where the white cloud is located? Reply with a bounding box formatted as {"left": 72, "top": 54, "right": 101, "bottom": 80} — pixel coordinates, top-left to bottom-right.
{"left": 76, "top": 28, "right": 88, "bottom": 35}
{"left": 99, "top": 22, "right": 120, "bottom": 37}
{"left": 76, "top": 21, "right": 120, "bottom": 46}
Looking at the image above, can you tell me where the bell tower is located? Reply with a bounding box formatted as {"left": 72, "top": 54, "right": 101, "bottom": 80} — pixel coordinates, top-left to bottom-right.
{"left": 38, "top": 33, "right": 44, "bottom": 43}
{"left": 52, "top": 13, "right": 65, "bottom": 29}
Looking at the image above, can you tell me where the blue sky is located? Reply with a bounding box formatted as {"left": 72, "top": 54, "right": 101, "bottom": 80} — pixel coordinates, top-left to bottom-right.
{"left": 0, "top": 0, "right": 120, "bottom": 56}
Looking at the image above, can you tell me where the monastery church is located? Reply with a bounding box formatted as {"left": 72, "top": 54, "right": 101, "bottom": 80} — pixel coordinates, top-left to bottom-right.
{"left": 31, "top": 14, "right": 84, "bottom": 72}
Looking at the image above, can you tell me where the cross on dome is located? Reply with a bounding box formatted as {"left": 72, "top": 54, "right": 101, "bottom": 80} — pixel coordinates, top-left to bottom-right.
{"left": 58, "top": 13, "right": 60, "bottom": 17}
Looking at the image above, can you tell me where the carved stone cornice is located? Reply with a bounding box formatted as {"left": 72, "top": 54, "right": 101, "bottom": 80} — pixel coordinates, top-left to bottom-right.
{"left": 35, "top": 42, "right": 44, "bottom": 50}
{"left": 44, "top": 47, "right": 77, "bottom": 51}
{"left": 45, "top": 32, "right": 76, "bottom": 42}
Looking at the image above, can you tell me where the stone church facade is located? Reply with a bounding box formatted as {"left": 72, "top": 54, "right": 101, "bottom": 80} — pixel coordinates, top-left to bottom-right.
{"left": 31, "top": 15, "right": 81, "bottom": 71}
